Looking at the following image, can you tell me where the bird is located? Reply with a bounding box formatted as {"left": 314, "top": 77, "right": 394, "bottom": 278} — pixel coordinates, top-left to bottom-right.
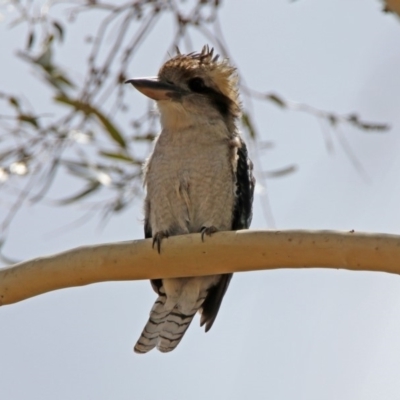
{"left": 126, "top": 45, "right": 255, "bottom": 353}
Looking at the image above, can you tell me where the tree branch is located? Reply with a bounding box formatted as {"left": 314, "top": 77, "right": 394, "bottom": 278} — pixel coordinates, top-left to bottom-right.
{"left": 384, "top": 0, "right": 400, "bottom": 17}
{"left": 1, "top": 229, "right": 399, "bottom": 306}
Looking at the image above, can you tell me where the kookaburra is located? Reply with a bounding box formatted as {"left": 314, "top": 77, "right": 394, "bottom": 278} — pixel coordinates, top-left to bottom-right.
{"left": 126, "top": 46, "right": 255, "bottom": 353}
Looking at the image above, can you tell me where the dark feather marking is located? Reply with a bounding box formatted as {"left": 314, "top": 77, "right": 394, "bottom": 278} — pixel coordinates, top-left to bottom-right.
{"left": 200, "top": 274, "right": 233, "bottom": 332}
{"left": 164, "top": 320, "right": 191, "bottom": 329}
{"left": 169, "top": 311, "right": 197, "bottom": 319}
{"left": 134, "top": 348, "right": 147, "bottom": 354}
{"left": 145, "top": 212, "right": 165, "bottom": 296}
{"left": 159, "top": 335, "right": 182, "bottom": 343}
{"left": 202, "top": 87, "right": 233, "bottom": 118}
{"left": 187, "top": 77, "right": 235, "bottom": 119}
{"left": 144, "top": 218, "right": 152, "bottom": 240}
{"left": 200, "top": 139, "right": 255, "bottom": 332}
{"left": 142, "top": 332, "right": 160, "bottom": 340}
{"left": 146, "top": 319, "right": 164, "bottom": 327}
{"left": 150, "top": 279, "right": 163, "bottom": 296}
{"left": 232, "top": 140, "right": 255, "bottom": 230}
{"left": 207, "top": 90, "right": 233, "bottom": 118}
{"left": 136, "top": 341, "right": 155, "bottom": 350}
{"left": 137, "top": 338, "right": 154, "bottom": 345}
{"left": 142, "top": 334, "right": 160, "bottom": 341}
{"left": 137, "top": 336, "right": 156, "bottom": 344}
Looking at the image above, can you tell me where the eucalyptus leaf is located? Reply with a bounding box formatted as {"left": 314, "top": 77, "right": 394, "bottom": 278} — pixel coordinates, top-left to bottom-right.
{"left": 55, "top": 181, "right": 101, "bottom": 205}
{"left": 55, "top": 95, "right": 126, "bottom": 148}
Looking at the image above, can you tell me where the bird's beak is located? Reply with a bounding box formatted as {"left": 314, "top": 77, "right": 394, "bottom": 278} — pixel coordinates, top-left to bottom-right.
{"left": 125, "top": 77, "right": 186, "bottom": 101}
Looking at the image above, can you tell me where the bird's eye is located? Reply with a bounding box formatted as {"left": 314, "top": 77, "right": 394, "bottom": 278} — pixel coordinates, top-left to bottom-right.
{"left": 188, "top": 77, "right": 206, "bottom": 93}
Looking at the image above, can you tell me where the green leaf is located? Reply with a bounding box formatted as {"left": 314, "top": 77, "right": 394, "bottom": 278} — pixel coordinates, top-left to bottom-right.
{"left": 346, "top": 114, "right": 390, "bottom": 132}
{"left": 328, "top": 114, "right": 338, "bottom": 127}
{"left": 48, "top": 70, "right": 75, "bottom": 89}
{"left": 27, "top": 31, "right": 35, "bottom": 50}
{"left": 55, "top": 181, "right": 101, "bottom": 205}
{"left": 19, "top": 114, "right": 39, "bottom": 128}
{"left": 8, "top": 96, "right": 20, "bottom": 110}
{"left": 52, "top": 20, "right": 64, "bottom": 42}
{"left": 54, "top": 95, "right": 127, "bottom": 148}
{"left": 35, "top": 46, "right": 53, "bottom": 68}
{"left": 99, "top": 151, "right": 137, "bottom": 163}
{"left": 264, "top": 165, "right": 297, "bottom": 178}
{"left": 62, "top": 160, "right": 104, "bottom": 181}
{"left": 113, "top": 200, "right": 127, "bottom": 212}
{"left": 241, "top": 112, "right": 257, "bottom": 138}
{"left": 132, "top": 132, "right": 156, "bottom": 141}
{"left": 95, "top": 113, "right": 126, "bottom": 148}
{"left": 266, "top": 93, "right": 287, "bottom": 109}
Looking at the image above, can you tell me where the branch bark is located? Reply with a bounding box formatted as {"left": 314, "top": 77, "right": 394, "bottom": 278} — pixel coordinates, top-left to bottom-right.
{"left": 1, "top": 229, "right": 400, "bottom": 306}
{"left": 384, "top": 0, "right": 400, "bottom": 17}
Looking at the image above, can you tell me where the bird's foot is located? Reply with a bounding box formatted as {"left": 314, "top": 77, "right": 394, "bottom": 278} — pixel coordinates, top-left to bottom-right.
{"left": 201, "top": 226, "right": 218, "bottom": 242}
{"left": 152, "top": 231, "right": 169, "bottom": 254}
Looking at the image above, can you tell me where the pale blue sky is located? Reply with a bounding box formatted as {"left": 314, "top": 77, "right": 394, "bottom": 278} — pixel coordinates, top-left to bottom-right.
{"left": 1, "top": 1, "right": 400, "bottom": 399}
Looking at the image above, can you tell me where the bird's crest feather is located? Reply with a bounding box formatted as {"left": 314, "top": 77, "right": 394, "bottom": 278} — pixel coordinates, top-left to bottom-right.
{"left": 159, "top": 45, "right": 239, "bottom": 111}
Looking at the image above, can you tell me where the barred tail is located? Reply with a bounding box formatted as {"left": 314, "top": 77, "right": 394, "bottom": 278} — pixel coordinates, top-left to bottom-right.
{"left": 134, "top": 294, "right": 170, "bottom": 354}
{"left": 156, "top": 309, "right": 198, "bottom": 353}
{"left": 134, "top": 291, "right": 206, "bottom": 354}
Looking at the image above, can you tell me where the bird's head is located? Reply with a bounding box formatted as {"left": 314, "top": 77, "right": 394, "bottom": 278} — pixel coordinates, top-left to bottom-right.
{"left": 126, "top": 46, "right": 240, "bottom": 131}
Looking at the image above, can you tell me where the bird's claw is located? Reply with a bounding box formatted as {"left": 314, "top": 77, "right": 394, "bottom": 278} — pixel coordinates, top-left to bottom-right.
{"left": 201, "top": 226, "right": 218, "bottom": 242}
{"left": 152, "top": 231, "right": 169, "bottom": 254}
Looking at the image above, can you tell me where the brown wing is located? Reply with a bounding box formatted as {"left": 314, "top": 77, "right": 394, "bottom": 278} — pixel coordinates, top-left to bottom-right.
{"left": 200, "top": 140, "right": 255, "bottom": 331}
{"left": 143, "top": 200, "right": 164, "bottom": 295}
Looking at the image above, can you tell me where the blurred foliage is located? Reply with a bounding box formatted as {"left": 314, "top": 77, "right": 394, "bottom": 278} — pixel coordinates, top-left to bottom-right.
{"left": 0, "top": 0, "right": 390, "bottom": 240}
